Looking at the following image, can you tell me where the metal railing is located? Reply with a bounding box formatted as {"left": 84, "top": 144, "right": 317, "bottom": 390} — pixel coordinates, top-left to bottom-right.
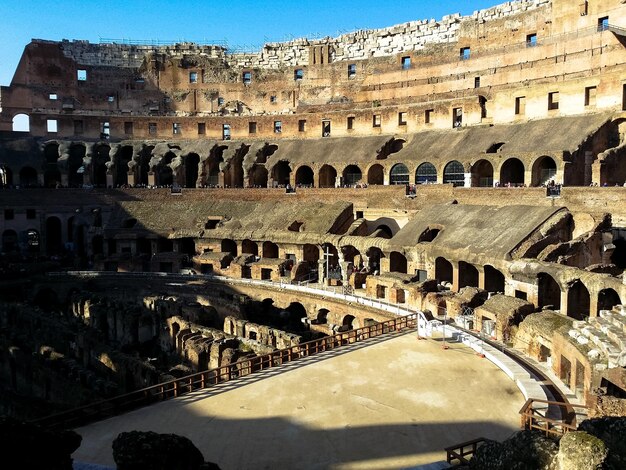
{"left": 519, "top": 398, "right": 589, "bottom": 438}
{"left": 32, "top": 313, "right": 416, "bottom": 430}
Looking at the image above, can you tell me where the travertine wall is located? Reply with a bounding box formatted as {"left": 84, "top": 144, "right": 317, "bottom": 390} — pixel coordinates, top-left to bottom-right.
{"left": 56, "top": 0, "right": 550, "bottom": 70}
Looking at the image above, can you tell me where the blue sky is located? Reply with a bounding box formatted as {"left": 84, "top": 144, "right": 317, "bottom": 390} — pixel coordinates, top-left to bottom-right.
{"left": 0, "top": 1, "right": 498, "bottom": 86}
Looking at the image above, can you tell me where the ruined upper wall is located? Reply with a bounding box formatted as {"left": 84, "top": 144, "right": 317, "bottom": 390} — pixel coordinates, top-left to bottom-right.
{"left": 53, "top": 0, "right": 551, "bottom": 70}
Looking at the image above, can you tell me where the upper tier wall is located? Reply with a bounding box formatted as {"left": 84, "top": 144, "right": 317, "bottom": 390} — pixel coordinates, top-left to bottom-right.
{"left": 54, "top": 0, "right": 550, "bottom": 69}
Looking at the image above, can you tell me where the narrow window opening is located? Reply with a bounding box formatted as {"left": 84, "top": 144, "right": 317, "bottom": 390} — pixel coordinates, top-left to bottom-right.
{"left": 299, "top": 119, "right": 307, "bottom": 132}
{"left": 47, "top": 119, "right": 58, "bottom": 133}
{"left": 222, "top": 124, "right": 231, "bottom": 140}
{"left": 515, "top": 96, "right": 526, "bottom": 115}
{"left": 242, "top": 71, "right": 252, "bottom": 84}
{"left": 189, "top": 71, "right": 198, "bottom": 83}
{"left": 49, "top": 93, "right": 57, "bottom": 100}
{"left": 294, "top": 69, "right": 304, "bottom": 80}
{"left": 322, "top": 120, "right": 331, "bottom": 137}
{"left": 124, "top": 121, "right": 133, "bottom": 135}
{"left": 347, "top": 116, "right": 355, "bottom": 130}
{"left": 197, "top": 123, "right": 206, "bottom": 135}
{"left": 474, "top": 77, "right": 481, "bottom": 88}
{"left": 348, "top": 64, "right": 356, "bottom": 78}
{"left": 425, "top": 109, "right": 433, "bottom": 124}
{"left": 548, "top": 92, "right": 559, "bottom": 110}
{"left": 460, "top": 47, "right": 471, "bottom": 60}
{"left": 270, "top": 95, "right": 277, "bottom": 104}
{"left": 149, "top": 122, "right": 157, "bottom": 135}
{"left": 173, "top": 123, "right": 182, "bottom": 135}
{"left": 401, "top": 56, "right": 411, "bottom": 70}
{"left": 77, "top": 69, "right": 87, "bottom": 81}
{"left": 74, "top": 120, "right": 83, "bottom": 135}
{"left": 101, "top": 121, "right": 110, "bottom": 139}
{"left": 526, "top": 33, "right": 537, "bottom": 47}
{"left": 398, "top": 112, "right": 407, "bottom": 126}
{"left": 598, "top": 16, "right": 609, "bottom": 32}
{"left": 274, "top": 121, "right": 282, "bottom": 133}
{"left": 585, "top": 86, "right": 597, "bottom": 107}
{"left": 452, "top": 108, "right": 463, "bottom": 128}
{"left": 372, "top": 114, "right": 381, "bottom": 128}
{"left": 249, "top": 121, "right": 257, "bottom": 134}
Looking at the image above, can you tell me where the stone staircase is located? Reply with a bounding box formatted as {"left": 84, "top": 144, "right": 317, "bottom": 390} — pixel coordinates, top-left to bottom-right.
{"left": 570, "top": 304, "right": 626, "bottom": 370}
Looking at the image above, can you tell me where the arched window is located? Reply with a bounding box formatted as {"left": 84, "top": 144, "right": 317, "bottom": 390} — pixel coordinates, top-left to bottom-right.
{"left": 12, "top": 114, "right": 30, "bottom": 132}
{"left": 443, "top": 161, "right": 465, "bottom": 186}
{"left": 390, "top": 163, "right": 409, "bottom": 185}
{"left": 416, "top": 163, "right": 437, "bottom": 184}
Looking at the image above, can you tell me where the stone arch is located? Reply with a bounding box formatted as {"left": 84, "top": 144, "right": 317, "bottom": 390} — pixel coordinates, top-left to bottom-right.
{"left": 471, "top": 159, "right": 494, "bottom": 187}
{"left": 157, "top": 152, "right": 175, "bottom": 186}
{"left": 68, "top": 144, "right": 86, "bottom": 187}
{"left": 295, "top": 165, "right": 314, "bottom": 186}
{"left": 567, "top": 280, "right": 590, "bottom": 320}
{"left": 249, "top": 165, "right": 268, "bottom": 187}
{"left": 271, "top": 160, "right": 291, "bottom": 186}
{"left": 241, "top": 239, "right": 258, "bottom": 256}
{"left": 365, "top": 247, "right": 383, "bottom": 273}
{"left": 443, "top": 160, "right": 465, "bottom": 187}
{"left": 435, "top": 257, "right": 453, "bottom": 283}
{"left": 418, "top": 226, "right": 441, "bottom": 243}
{"left": 285, "top": 302, "right": 307, "bottom": 329}
{"left": 318, "top": 164, "right": 337, "bottom": 188}
{"left": 367, "top": 163, "right": 384, "bottom": 185}
{"left": 316, "top": 308, "right": 329, "bottom": 324}
{"left": 341, "top": 245, "right": 361, "bottom": 266}
{"left": 203, "top": 145, "right": 225, "bottom": 187}
{"left": 458, "top": 261, "right": 479, "bottom": 288}
{"left": 389, "top": 251, "right": 407, "bottom": 274}
{"left": 322, "top": 243, "right": 340, "bottom": 278}
{"left": 137, "top": 145, "right": 153, "bottom": 186}
{"left": 43, "top": 143, "right": 60, "bottom": 186}
{"left": 185, "top": 153, "right": 200, "bottom": 188}
{"left": 19, "top": 166, "right": 38, "bottom": 187}
{"left": 45, "top": 217, "right": 63, "bottom": 254}
{"left": 2, "top": 229, "right": 18, "bottom": 253}
{"left": 93, "top": 144, "right": 110, "bottom": 187}
{"left": 374, "top": 225, "right": 393, "bottom": 239}
{"left": 500, "top": 158, "right": 525, "bottom": 186}
{"left": 223, "top": 147, "right": 246, "bottom": 188}
{"left": 415, "top": 162, "right": 437, "bottom": 184}
{"left": 341, "top": 314, "right": 359, "bottom": 331}
{"left": 531, "top": 155, "right": 557, "bottom": 187}
{"left": 597, "top": 288, "right": 622, "bottom": 314}
{"left": 262, "top": 241, "right": 279, "bottom": 258}
{"left": 484, "top": 265, "right": 505, "bottom": 293}
{"left": 12, "top": 113, "right": 30, "bottom": 132}
{"left": 221, "top": 239, "right": 237, "bottom": 256}
{"left": 537, "top": 272, "right": 561, "bottom": 310}
{"left": 389, "top": 163, "right": 409, "bottom": 185}
{"left": 343, "top": 164, "right": 362, "bottom": 186}
{"left": 115, "top": 146, "right": 134, "bottom": 187}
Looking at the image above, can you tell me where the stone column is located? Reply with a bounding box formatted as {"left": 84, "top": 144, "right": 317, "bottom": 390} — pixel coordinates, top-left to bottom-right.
{"left": 464, "top": 172, "right": 472, "bottom": 188}
{"left": 451, "top": 261, "right": 461, "bottom": 292}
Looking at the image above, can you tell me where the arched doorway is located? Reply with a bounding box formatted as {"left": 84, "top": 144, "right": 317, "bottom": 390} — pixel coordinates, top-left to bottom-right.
{"left": 263, "top": 241, "right": 279, "bottom": 258}
{"left": 389, "top": 163, "right": 409, "bottom": 185}
{"left": 221, "top": 239, "right": 237, "bottom": 256}
{"left": 295, "top": 165, "right": 314, "bottom": 187}
{"left": 484, "top": 265, "right": 505, "bottom": 293}
{"left": 241, "top": 239, "right": 258, "bottom": 256}
{"left": 45, "top": 217, "right": 63, "bottom": 254}
{"left": 531, "top": 156, "right": 557, "bottom": 187}
{"left": 19, "top": 167, "right": 38, "bottom": 187}
{"left": 158, "top": 152, "right": 175, "bottom": 186}
{"left": 93, "top": 145, "right": 109, "bottom": 187}
{"left": 500, "top": 158, "right": 525, "bottom": 186}
{"left": 567, "top": 280, "right": 590, "bottom": 320}
{"left": 285, "top": 302, "right": 307, "bottom": 330}
{"left": 341, "top": 314, "right": 358, "bottom": 331}
{"left": 538, "top": 273, "right": 561, "bottom": 310}
{"left": 367, "top": 164, "right": 384, "bottom": 185}
{"left": 415, "top": 162, "right": 437, "bottom": 184}
{"left": 249, "top": 165, "right": 268, "bottom": 188}
{"left": 471, "top": 159, "right": 494, "bottom": 187}
{"left": 69, "top": 145, "right": 85, "bottom": 187}
{"left": 117, "top": 146, "right": 133, "bottom": 186}
{"left": 316, "top": 308, "right": 329, "bottom": 324}
{"left": 322, "top": 243, "right": 339, "bottom": 279}
{"left": 343, "top": 165, "right": 362, "bottom": 186}
{"left": 443, "top": 160, "right": 465, "bottom": 187}
{"left": 271, "top": 161, "right": 291, "bottom": 187}
{"left": 365, "top": 247, "right": 383, "bottom": 274}
{"left": 185, "top": 153, "right": 200, "bottom": 188}
{"left": 435, "top": 257, "right": 453, "bottom": 284}
{"left": 319, "top": 164, "right": 337, "bottom": 188}
{"left": 458, "top": 261, "right": 479, "bottom": 288}
{"left": 597, "top": 288, "right": 621, "bottom": 315}
{"left": 389, "top": 251, "right": 407, "bottom": 273}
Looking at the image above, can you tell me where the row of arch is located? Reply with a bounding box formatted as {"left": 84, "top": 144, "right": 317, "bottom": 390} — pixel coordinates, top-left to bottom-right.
{"left": 3, "top": 141, "right": 558, "bottom": 189}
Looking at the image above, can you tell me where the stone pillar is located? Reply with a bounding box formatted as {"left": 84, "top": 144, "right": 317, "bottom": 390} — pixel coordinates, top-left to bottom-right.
{"left": 451, "top": 261, "right": 460, "bottom": 292}
{"left": 127, "top": 172, "right": 137, "bottom": 187}
{"left": 106, "top": 172, "right": 115, "bottom": 188}
{"left": 318, "top": 259, "right": 326, "bottom": 283}
{"left": 147, "top": 171, "right": 156, "bottom": 187}
{"left": 477, "top": 267, "right": 486, "bottom": 290}
{"left": 218, "top": 171, "right": 225, "bottom": 188}
{"left": 589, "top": 292, "right": 599, "bottom": 319}
{"left": 592, "top": 161, "right": 603, "bottom": 186}
{"left": 584, "top": 151, "right": 594, "bottom": 186}
{"left": 464, "top": 172, "right": 472, "bottom": 188}
{"left": 560, "top": 290, "right": 569, "bottom": 317}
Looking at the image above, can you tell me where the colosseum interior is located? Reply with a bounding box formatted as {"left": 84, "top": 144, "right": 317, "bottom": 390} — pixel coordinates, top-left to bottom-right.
{"left": 1, "top": 0, "right": 626, "bottom": 468}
